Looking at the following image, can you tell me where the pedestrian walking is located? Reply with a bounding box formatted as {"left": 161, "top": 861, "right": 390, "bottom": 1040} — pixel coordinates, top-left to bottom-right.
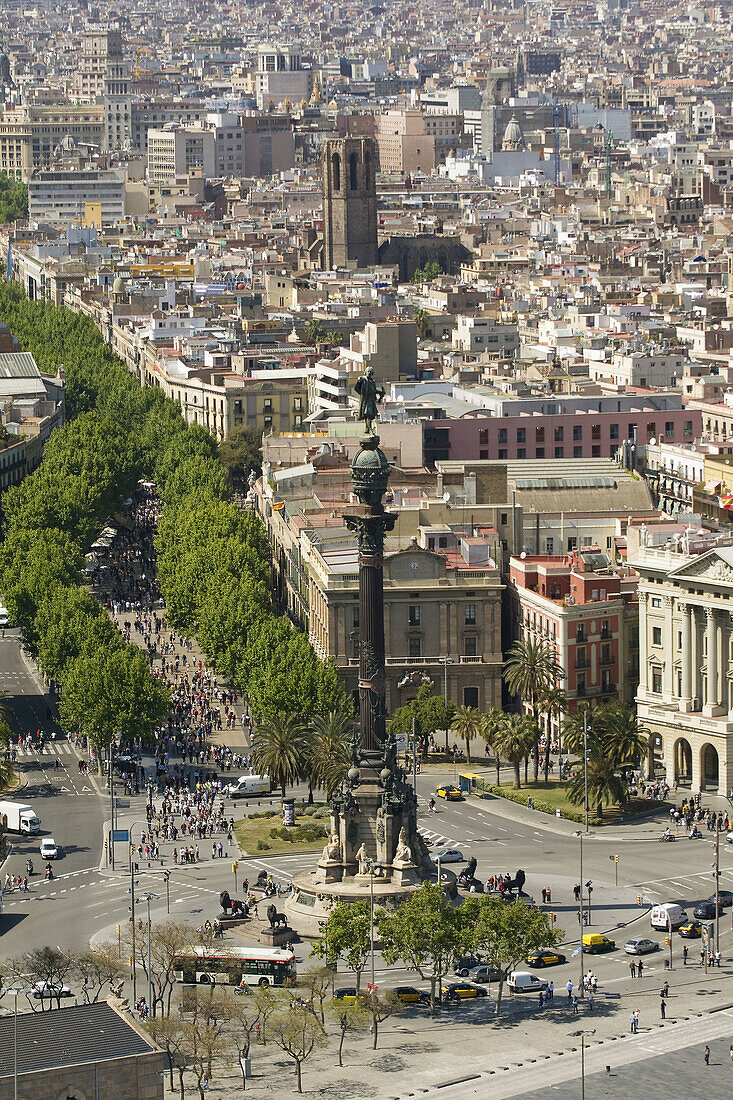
{"left": 704, "top": 1045, "right": 710, "bottom": 1066}
{"left": 629, "top": 1011, "right": 635, "bottom": 1033}
{"left": 634, "top": 1010, "right": 639, "bottom": 1033}
{"left": 588, "top": 990, "right": 594, "bottom": 1011}
{"left": 716, "top": 950, "right": 721, "bottom": 968}
{"left": 566, "top": 979, "right": 573, "bottom": 999}
{"left": 660, "top": 997, "right": 666, "bottom": 1019}
{"left": 548, "top": 980, "right": 554, "bottom": 1001}
{"left": 542, "top": 888, "right": 547, "bottom": 904}
{"left": 538, "top": 990, "right": 544, "bottom": 1009}
{"left": 629, "top": 959, "right": 636, "bottom": 978}
{"left": 572, "top": 995, "right": 579, "bottom": 1015}
{"left": 683, "top": 945, "right": 688, "bottom": 966}
{"left": 637, "top": 958, "right": 644, "bottom": 977}
{"left": 729, "top": 1042, "right": 733, "bottom": 1063}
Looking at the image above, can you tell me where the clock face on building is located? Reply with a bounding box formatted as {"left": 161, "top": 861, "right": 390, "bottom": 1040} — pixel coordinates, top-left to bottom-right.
{"left": 410, "top": 561, "right": 419, "bottom": 572}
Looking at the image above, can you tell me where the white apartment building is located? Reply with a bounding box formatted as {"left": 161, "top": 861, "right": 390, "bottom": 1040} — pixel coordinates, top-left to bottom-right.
{"left": 451, "top": 314, "right": 519, "bottom": 356}
{"left": 590, "top": 346, "right": 686, "bottom": 388}
{"left": 147, "top": 126, "right": 215, "bottom": 184}
{"left": 256, "top": 45, "right": 313, "bottom": 109}
{"left": 28, "top": 169, "right": 125, "bottom": 226}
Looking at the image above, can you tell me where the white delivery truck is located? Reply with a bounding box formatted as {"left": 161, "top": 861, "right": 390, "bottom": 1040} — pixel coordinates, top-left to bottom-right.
{"left": 227, "top": 775, "right": 271, "bottom": 799}
{"left": 0, "top": 801, "right": 41, "bottom": 835}
{"left": 650, "top": 902, "right": 687, "bottom": 931}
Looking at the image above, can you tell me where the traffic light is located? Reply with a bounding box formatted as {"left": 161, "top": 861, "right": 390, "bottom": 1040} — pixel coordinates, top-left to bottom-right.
{"left": 614, "top": 854, "right": 619, "bottom": 864}
{"left": 637, "top": 894, "right": 642, "bottom": 905}
{"left": 116, "top": 924, "right": 121, "bottom": 936}
{"left": 232, "top": 861, "right": 239, "bottom": 873}
{"left": 665, "top": 936, "right": 671, "bottom": 946}
{"left": 549, "top": 911, "right": 556, "bottom": 923}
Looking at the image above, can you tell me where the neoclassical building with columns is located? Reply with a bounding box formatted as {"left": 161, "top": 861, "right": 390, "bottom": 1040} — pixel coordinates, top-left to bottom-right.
{"left": 632, "top": 524, "right": 733, "bottom": 795}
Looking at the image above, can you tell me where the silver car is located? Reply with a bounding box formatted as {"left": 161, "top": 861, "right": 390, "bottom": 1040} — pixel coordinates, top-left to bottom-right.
{"left": 624, "top": 937, "right": 660, "bottom": 955}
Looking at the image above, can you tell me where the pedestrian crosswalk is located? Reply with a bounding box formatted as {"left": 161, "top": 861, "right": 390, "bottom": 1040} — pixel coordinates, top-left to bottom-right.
{"left": 633, "top": 866, "right": 733, "bottom": 904}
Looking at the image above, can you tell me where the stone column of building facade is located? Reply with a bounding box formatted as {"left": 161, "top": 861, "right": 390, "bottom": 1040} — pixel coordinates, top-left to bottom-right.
{"left": 680, "top": 602, "right": 692, "bottom": 711}
{"left": 705, "top": 607, "right": 719, "bottom": 715}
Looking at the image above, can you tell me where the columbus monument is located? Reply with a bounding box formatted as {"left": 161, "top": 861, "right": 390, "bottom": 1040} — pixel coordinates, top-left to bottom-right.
{"left": 286, "top": 369, "right": 433, "bottom": 926}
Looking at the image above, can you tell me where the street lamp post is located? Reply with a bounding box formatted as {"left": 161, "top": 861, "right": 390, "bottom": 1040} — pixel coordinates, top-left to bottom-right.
{"left": 583, "top": 711, "right": 589, "bottom": 835}
{"left": 137, "top": 891, "right": 160, "bottom": 1017}
{"left": 573, "top": 831, "right": 594, "bottom": 998}
{"left": 573, "top": 1028, "right": 596, "bottom": 1100}
{"left": 7, "top": 987, "right": 27, "bottom": 1100}
{"left": 439, "top": 656, "right": 454, "bottom": 755}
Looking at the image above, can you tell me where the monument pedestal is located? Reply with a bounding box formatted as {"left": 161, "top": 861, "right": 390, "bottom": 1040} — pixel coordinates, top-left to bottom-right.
{"left": 260, "top": 925, "right": 295, "bottom": 947}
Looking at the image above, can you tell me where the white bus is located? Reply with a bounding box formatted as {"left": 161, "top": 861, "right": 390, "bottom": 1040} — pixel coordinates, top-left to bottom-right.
{"left": 172, "top": 945, "right": 296, "bottom": 988}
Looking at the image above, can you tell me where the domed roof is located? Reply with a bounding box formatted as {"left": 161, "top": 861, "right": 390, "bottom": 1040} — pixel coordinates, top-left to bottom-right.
{"left": 112, "top": 275, "right": 125, "bottom": 294}
{"left": 502, "top": 116, "right": 525, "bottom": 151}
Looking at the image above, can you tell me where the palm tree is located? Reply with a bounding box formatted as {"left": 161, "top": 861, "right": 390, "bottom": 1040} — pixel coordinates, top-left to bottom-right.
{"left": 413, "top": 307, "right": 430, "bottom": 340}
{"left": 0, "top": 755, "right": 15, "bottom": 794}
{"left": 452, "top": 705, "right": 480, "bottom": 765}
{"left": 600, "top": 702, "right": 649, "bottom": 771}
{"left": 308, "top": 707, "right": 354, "bottom": 799}
{"left": 503, "top": 638, "right": 563, "bottom": 783}
{"left": 250, "top": 713, "right": 310, "bottom": 797}
{"left": 560, "top": 703, "right": 597, "bottom": 757}
{"left": 536, "top": 685, "right": 567, "bottom": 783}
{"left": 568, "top": 740, "right": 628, "bottom": 820}
{"left": 496, "top": 715, "right": 537, "bottom": 790}
{"left": 479, "top": 707, "right": 505, "bottom": 785}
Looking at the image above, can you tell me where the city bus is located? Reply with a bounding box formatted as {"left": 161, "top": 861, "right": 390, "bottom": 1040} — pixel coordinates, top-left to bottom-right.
{"left": 172, "top": 945, "right": 297, "bottom": 988}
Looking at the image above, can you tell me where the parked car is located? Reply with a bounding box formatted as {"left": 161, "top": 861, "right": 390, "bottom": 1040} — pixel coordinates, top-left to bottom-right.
{"left": 582, "top": 933, "right": 615, "bottom": 954}
{"left": 467, "top": 965, "right": 503, "bottom": 984}
{"left": 433, "top": 848, "right": 464, "bottom": 864}
{"left": 40, "top": 837, "right": 59, "bottom": 860}
{"left": 624, "top": 937, "right": 660, "bottom": 956}
{"left": 709, "top": 891, "right": 733, "bottom": 908}
{"left": 525, "top": 950, "right": 566, "bottom": 968}
{"left": 678, "top": 921, "right": 702, "bottom": 938}
{"left": 32, "top": 981, "right": 71, "bottom": 999}
{"left": 507, "top": 971, "right": 548, "bottom": 994}
{"left": 436, "top": 785, "right": 463, "bottom": 801}
{"left": 453, "top": 956, "right": 482, "bottom": 976}
{"left": 390, "top": 986, "right": 429, "bottom": 1005}
{"left": 441, "top": 982, "right": 488, "bottom": 1002}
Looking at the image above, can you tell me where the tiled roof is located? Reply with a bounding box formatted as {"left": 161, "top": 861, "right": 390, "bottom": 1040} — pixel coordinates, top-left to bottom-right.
{"left": 0, "top": 1002, "right": 157, "bottom": 1077}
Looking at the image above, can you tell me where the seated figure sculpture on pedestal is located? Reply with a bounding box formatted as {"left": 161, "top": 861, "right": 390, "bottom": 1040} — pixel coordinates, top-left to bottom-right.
{"left": 394, "top": 826, "right": 413, "bottom": 866}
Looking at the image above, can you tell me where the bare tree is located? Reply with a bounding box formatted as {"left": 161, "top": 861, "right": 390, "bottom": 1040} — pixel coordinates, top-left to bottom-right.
{"left": 270, "top": 1002, "right": 327, "bottom": 1093}
{"left": 123, "top": 919, "right": 192, "bottom": 1017}
{"left": 300, "top": 965, "right": 333, "bottom": 1027}
{"left": 363, "top": 989, "right": 402, "bottom": 1049}
{"left": 326, "top": 1000, "right": 369, "bottom": 1067}
{"left": 13, "top": 946, "right": 76, "bottom": 1011}
{"left": 146, "top": 1014, "right": 188, "bottom": 1096}
{"left": 73, "top": 941, "right": 125, "bottom": 1002}
{"left": 220, "top": 993, "right": 261, "bottom": 1090}
{"left": 251, "top": 984, "right": 281, "bottom": 1045}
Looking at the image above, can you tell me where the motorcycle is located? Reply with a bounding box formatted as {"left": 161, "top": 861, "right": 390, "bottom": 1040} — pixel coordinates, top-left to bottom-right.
{"left": 659, "top": 832, "right": 676, "bottom": 842}
{"left": 26, "top": 859, "right": 33, "bottom": 875}
{"left": 45, "top": 864, "right": 54, "bottom": 879}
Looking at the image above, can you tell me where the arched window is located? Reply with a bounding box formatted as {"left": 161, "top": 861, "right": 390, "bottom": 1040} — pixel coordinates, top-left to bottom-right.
{"left": 350, "top": 152, "right": 358, "bottom": 190}
{"left": 331, "top": 152, "right": 341, "bottom": 191}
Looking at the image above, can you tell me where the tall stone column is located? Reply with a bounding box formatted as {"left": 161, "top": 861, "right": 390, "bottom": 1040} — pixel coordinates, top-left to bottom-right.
{"left": 705, "top": 607, "right": 718, "bottom": 715}
{"left": 680, "top": 603, "right": 692, "bottom": 711}
{"left": 637, "top": 592, "right": 648, "bottom": 694}
{"left": 663, "top": 595, "right": 674, "bottom": 699}
{"left": 343, "top": 436, "right": 396, "bottom": 757}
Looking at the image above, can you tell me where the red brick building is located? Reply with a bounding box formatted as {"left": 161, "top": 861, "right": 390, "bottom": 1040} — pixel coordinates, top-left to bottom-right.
{"left": 508, "top": 548, "right": 640, "bottom": 736}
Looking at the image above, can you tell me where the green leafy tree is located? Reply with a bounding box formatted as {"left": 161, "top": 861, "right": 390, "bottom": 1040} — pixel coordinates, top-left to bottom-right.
{"left": 311, "top": 900, "right": 371, "bottom": 990}
{"left": 303, "top": 318, "right": 327, "bottom": 344}
{"left": 250, "top": 713, "right": 310, "bottom": 796}
{"left": 461, "top": 896, "right": 563, "bottom": 1015}
{"left": 411, "top": 261, "right": 442, "bottom": 284}
{"left": 219, "top": 427, "right": 263, "bottom": 485}
{"left": 389, "top": 683, "right": 456, "bottom": 756}
{"left": 378, "top": 882, "right": 461, "bottom": 1014}
{"left": 495, "top": 714, "right": 537, "bottom": 789}
{"left": 0, "top": 176, "right": 28, "bottom": 222}
{"left": 537, "top": 685, "right": 568, "bottom": 782}
{"left": 503, "top": 638, "right": 563, "bottom": 782}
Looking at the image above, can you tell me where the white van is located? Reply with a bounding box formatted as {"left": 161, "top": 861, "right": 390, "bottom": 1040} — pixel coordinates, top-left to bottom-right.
{"left": 650, "top": 903, "right": 687, "bottom": 930}
{"left": 227, "top": 774, "right": 271, "bottom": 799}
{"left": 507, "top": 971, "right": 548, "bottom": 994}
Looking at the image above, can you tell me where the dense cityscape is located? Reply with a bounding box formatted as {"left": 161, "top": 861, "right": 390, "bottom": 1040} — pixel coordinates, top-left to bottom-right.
{"left": 1, "top": 0, "right": 733, "bottom": 1096}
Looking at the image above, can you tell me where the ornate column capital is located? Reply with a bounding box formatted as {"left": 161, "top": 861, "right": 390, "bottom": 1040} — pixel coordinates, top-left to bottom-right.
{"left": 663, "top": 594, "right": 674, "bottom": 608}
{"left": 637, "top": 591, "right": 648, "bottom": 606}
{"left": 705, "top": 606, "right": 717, "bottom": 622}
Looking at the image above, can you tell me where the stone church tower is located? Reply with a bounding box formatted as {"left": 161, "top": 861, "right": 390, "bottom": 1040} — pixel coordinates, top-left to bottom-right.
{"left": 322, "top": 137, "right": 378, "bottom": 270}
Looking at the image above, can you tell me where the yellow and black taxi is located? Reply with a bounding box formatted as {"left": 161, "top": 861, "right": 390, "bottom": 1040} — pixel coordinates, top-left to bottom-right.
{"left": 332, "top": 988, "right": 367, "bottom": 1005}
{"left": 525, "top": 949, "right": 567, "bottom": 968}
{"left": 678, "top": 920, "right": 703, "bottom": 938}
{"left": 441, "top": 981, "right": 488, "bottom": 1002}
{"left": 436, "top": 784, "right": 463, "bottom": 801}
{"left": 390, "top": 986, "right": 430, "bottom": 1005}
